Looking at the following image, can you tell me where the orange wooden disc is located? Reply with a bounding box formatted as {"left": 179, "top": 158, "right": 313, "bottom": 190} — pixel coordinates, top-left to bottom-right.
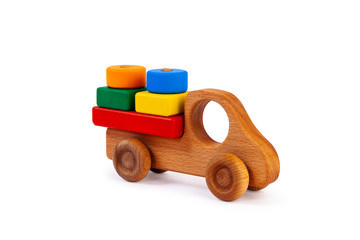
{"left": 106, "top": 65, "right": 146, "bottom": 89}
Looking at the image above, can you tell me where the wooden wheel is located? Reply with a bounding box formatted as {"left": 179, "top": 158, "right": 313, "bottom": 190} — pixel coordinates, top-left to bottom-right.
{"left": 151, "top": 168, "right": 167, "bottom": 174}
{"left": 205, "top": 154, "right": 249, "bottom": 201}
{"left": 112, "top": 138, "right": 151, "bottom": 182}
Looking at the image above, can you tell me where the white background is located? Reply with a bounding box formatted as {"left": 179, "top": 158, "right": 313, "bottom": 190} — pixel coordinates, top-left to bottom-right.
{"left": 0, "top": 0, "right": 359, "bottom": 239}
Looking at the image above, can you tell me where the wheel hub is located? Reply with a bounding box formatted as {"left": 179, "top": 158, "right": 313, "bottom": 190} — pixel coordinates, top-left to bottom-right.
{"left": 214, "top": 167, "right": 233, "bottom": 190}
{"left": 120, "top": 151, "right": 136, "bottom": 170}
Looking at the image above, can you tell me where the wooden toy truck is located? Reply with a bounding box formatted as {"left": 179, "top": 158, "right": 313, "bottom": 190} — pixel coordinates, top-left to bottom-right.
{"left": 104, "top": 88, "right": 280, "bottom": 201}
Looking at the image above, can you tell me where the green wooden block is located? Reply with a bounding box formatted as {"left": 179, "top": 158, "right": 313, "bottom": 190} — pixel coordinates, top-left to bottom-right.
{"left": 97, "top": 86, "right": 146, "bottom": 111}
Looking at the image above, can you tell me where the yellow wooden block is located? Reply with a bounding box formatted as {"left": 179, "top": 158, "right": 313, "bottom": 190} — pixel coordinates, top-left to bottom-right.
{"left": 135, "top": 91, "right": 190, "bottom": 117}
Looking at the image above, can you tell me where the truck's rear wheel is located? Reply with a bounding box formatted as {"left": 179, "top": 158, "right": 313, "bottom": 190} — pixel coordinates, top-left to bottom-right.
{"left": 112, "top": 138, "right": 151, "bottom": 182}
{"left": 205, "top": 154, "right": 249, "bottom": 201}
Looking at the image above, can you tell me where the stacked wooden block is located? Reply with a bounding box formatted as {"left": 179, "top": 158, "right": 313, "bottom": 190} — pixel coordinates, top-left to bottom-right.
{"left": 92, "top": 65, "right": 188, "bottom": 138}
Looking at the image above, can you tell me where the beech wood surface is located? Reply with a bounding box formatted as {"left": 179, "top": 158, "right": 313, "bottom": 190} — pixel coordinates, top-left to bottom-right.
{"left": 205, "top": 153, "right": 249, "bottom": 201}
{"left": 106, "top": 89, "right": 280, "bottom": 191}
{"left": 112, "top": 138, "right": 151, "bottom": 182}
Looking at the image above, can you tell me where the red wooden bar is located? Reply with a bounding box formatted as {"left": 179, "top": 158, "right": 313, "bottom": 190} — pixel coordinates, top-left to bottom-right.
{"left": 92, "top": 107, "right": 184, "bottom": 138}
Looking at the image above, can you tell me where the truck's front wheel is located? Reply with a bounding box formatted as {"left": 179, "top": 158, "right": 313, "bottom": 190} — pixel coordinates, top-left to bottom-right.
{"left": 112, "top": 138, "right": 151, "bottom": 182}
{"left": 205, "top": 154, "right": 249, "bottom": 201}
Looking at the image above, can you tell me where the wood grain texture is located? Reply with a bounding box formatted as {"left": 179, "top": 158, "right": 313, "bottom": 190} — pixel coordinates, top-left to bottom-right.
{"left": 106, "top": 89, "right": 280, "bottom": 192}
{"left": 112, "top": 138, "right": 151, "bottom": 182}
{"left": 205, "top": 154, "right": 249, "bottom": 201}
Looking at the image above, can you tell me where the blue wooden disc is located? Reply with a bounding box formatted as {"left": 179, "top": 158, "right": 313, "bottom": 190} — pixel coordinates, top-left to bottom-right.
{"left": 147, "top": 69, "right": 188, "bottom": 94}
